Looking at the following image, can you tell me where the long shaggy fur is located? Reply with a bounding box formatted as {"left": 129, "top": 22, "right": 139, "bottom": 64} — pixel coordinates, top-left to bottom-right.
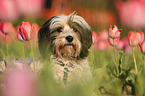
{"left": 38, "top": 13, "right": 93, "bottom": 86}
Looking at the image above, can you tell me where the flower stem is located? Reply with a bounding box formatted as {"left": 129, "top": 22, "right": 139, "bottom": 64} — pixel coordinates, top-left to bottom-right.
{"left": 0, "top": 61, "right": 4, "bottom": 72}
{"left": 132, "top": 47, "right": 138, "bottom": 75}
{"left": 28, "top": 40, "right": 35, "bottom": 72}
{"left": 5, "top": 35, "right": 8, "bottom": 56}
{"left": 113, "top": 39, "right": 119, "bottom": 76}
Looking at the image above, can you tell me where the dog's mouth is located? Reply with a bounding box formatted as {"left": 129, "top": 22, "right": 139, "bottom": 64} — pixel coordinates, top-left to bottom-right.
{"left": 58, "top": 43, "right": 77, "bottom": 58}
{"left": 60, "top": 43, "right": 75, "bottom": 49}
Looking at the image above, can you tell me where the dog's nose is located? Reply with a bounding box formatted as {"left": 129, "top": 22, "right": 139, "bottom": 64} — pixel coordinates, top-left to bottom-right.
{"left": 66, "top": 35, "right": 73, "bottom": 42}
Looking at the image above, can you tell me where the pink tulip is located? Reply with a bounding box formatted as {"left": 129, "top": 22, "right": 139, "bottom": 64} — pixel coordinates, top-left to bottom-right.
{"left": 1, "top": 68, "right": 36, "bottom": 96}
{"left": 128, "top": 31, "right": 144, "bottom": 46}
{"left": 109, "top": 25, "right": 122, "bottom": 39}
{"left": 140, "top": 40, "right": 145, "bottom": 54}
{"left": 0, "top": 21, "right": 14, "bottom": 35}
{"left": 99, "top": 30, "right": 108, "bottom": 41}
{"left": 0, "top": 0, "right": 19, "bottom": 21}
{"left": 17, "top": 21, "right": 34, "bottom": 41}
{"left": 16, "top": 0, "right": 44, "bottom": 16}
{"left": 109, "top": 35, "right": 120, "bottom": 46}
{"left": 117, "top": 40, "right": 125, "bottom": 50}
{"left": 92, "top": 31, "right": 98, "bottom": 44}
{"left": 116, "top": 0, "right": 145, "bottom": 29}
{"left": 97, "top": 40, "right": 107, "bottom": 51}
{"left": 30, "top": 23, "right": 40, "bottom": 44}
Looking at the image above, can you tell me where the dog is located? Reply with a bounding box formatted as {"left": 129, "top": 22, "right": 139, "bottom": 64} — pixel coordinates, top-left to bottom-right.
{"left": 38, "top": 12, "right": 93, "bottom": 87}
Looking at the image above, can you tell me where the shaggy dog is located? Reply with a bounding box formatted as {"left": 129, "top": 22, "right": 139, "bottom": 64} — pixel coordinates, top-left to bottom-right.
{"left": 38, "top": 12, "right": 93, "bottom": 86}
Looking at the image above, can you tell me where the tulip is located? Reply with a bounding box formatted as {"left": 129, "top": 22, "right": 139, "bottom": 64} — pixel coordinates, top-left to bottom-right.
{"left": 92, "top": 31, "right": 98, "bottom": 44}
{"left": 1, "top": 68, "right": 36, "bottom": 96}
{"left": 140, "top": 40, "right": 145, "bottom": 54}
{"left": 30, "top": 23, "right": 40, "bottom": 44}
{"left": 117, "top": 40, "right": 125, "bottom": 50}
{"left": 127, "top": 31, "right": 142, "bottom": 75}
{"left": 109, "top": 35, "right": 120, "bottom": 46}
{"left": 0, "top": 21, "right": 15, "bottom": 56}
{"left": 128, "top": 31, "right": 144, "bottom": 46}
{"left": 109, "top": 25, "right": 122, "bottom": 39}
{"left": 17, "top": 21, "right": 35, "bottom": 72}
{"left": 0, "top": 0, "right": 19, "bottom": 21}
{"left": 115, "top": 0, "right": 145, "bottom": 29}
{"left": 99, "top": 30, "right": 108, "bottom": 41}
{"left": 17, "top": 21, "right": 34, "bottom": 41}
{"left": 97, "top": 40, "right": 107, "bottom": 51}
{"left": 16, "top": 0, "right": 44, "bottom": 16}
{"left": 0, "top": 21, "right": 13, "bottom": 35}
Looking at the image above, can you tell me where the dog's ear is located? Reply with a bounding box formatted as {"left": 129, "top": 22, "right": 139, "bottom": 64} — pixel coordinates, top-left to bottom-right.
{"left": 80, "top": 28, "right": 92, "bottom": 58}
{"left": 38, "top": 16, "right": 56, "bottom": 58}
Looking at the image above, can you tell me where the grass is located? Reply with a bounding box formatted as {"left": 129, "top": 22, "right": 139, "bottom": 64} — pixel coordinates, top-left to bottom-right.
{"left": 0, "top": 39, "right": 145, "bottom": 96}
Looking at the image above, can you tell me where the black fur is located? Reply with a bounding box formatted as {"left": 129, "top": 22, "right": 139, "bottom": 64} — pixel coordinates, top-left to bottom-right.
{"left": 38, "top": 16, "right": 56, "bottom": 58}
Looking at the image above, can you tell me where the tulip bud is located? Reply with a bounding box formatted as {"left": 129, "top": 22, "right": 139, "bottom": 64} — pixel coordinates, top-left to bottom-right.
{"left": 17, "top": 21, "right": 34, "bottom": 41}
{"left": 109, "top": 25, "right": 122, "bottom": 39}
{"left": 128, "top": 31, "right": 144, "bottom": 46}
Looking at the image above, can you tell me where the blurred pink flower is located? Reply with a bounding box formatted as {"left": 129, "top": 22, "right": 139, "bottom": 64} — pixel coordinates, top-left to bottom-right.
{"left": 109, "top": 25, "right": 122, "bottom": 39}
{"left": 16, "top": 0, "right": 44, "bottom": 16}
{"left": 0, "top": 0, "right": 19, "bottom": 21}
{"left": 1, "top": 68, "right": 36, "bottom": 96}
{"left": 140, "top": 40, "right": 145, "bottom": 54}
{"left": 0, "top": 21, "right": 16, "bottom": 44}
{"left": 97, "top": 40, "right": 107, "bottom": 51}
{"left": 30, "top": 23, "right": 40, "bottom": 44}
{"left": 99, "top": 30, "right": 108, "bottom": 41}
{"left": 0, "top": 21, "right": 15, "bottom": 35}
{"left": 128, "top": 31, "right": 144, "bottom": 46}
{"left": 117, "top": 40, "right": 125, "bottom": 50}
{"left": 17, "top": 21, "right": 34, "bottom": 41}
{"left": 92, "top": 31, "right": 98, "bottom": 44}
{"left": 116, "top": 0, "right": 145, "bottom": 29}
{"left": 109, "top": 35, "right": 120, "bottom": 46}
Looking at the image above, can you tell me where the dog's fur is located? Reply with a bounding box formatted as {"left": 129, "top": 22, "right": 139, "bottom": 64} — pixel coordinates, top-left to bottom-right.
{"left": 38, "top": 13, "right": 92, "bottom": 86}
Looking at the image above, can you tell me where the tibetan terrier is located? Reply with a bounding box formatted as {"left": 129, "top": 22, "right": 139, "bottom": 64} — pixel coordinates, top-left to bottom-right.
{"left": 38, "top": 13, "right": 93, "bottom": 86}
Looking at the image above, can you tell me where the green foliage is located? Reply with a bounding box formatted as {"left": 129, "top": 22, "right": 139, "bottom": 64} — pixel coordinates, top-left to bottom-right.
{"left": 1, "top": 40, "right": 145, "bottom": 95}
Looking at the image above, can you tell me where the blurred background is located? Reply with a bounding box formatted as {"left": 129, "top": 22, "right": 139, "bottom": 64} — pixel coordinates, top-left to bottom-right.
{"left": 0, "top": 0, "right": 145, "bottom": 36}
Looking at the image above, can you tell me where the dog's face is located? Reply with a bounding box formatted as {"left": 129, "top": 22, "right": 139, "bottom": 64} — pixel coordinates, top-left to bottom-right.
{"left": 38, "top": 13, "right": 92, "bottom": 59}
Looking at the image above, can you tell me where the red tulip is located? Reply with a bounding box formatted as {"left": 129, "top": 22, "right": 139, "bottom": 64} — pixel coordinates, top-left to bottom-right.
{"left": 109, "top": 25, "right": 122, "bottom": 39}
{"left": 140, "top": 40, "right": 145, "bottom": 54}
{"left": 17, "top": 21, "right": 34, "bottom": 41}
{"left": 109, "top": 35, "right": 120, "bottom": 46}
{"left": 128, "top": 31, "right": 144, "bottom": 46}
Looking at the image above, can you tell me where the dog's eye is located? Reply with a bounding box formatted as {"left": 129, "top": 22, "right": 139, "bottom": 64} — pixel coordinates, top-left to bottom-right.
{"left": 56, "top": 28, "right": 63, "bottom": 33}
{"left": 73, "top": 29, "right": 78, "bottom": 32}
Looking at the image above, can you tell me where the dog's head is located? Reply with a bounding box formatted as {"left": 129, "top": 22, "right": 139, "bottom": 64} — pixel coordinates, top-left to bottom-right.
{"left": 38, "top": 13, "right": 92, "bottom": 59}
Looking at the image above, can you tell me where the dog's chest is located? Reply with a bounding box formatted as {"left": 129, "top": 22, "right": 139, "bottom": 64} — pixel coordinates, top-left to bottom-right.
{"left": 50, "top": 55, "right": 92, "bottom": 86}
